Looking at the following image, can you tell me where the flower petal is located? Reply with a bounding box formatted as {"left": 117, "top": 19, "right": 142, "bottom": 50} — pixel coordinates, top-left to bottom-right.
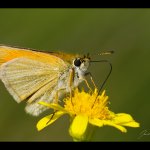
{"left": 69, "top": 115, "right": 88, "bottom": 140}
{"left": 90, "top": 118, "right": 127, "bottom": 132}
{"left": 113, "top": 113, "right": 133, "bottom": 123}
{"left": 122, "top": 122, "right": 140, "bottom": 127}
{"left": 102, "top": 120, "right": 127, "bottom": 133}
{"left": 38, "top": 101, "right": 66, "bottom": 112}
{"left": 89, "top": 118, "right": 103, "bottom": 127}
{"left": 36, "top": 111, "right": 65, "bottom": 131}
{"left": 113, "top": 113, "right": 140, "bottom": 127}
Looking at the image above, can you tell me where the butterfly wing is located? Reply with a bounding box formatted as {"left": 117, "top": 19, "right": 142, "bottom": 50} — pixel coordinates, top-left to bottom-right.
{"left": 25, "top": 79, "right": 58, "bottom": 116}
{"left": 0, "top": 46, "right": 70, "bottom": 116}
{"left": 1, "top": 58, "right": 58, "bottom": 102}
{"left": 0, "top": 57, "right": 67, "bottom": 116}
{"left": 0, "top": 45, "right": 69, "bottom": 66}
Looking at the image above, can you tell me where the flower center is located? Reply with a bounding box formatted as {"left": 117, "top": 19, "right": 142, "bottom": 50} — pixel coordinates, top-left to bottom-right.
{"left": 64, "top": 88, "right": 112, "bottom": 120}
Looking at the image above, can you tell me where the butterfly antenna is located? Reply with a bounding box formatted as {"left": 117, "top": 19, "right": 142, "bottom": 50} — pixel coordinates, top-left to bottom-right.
{"left": 98, "top": 50, "right": 114, "bottom": 56}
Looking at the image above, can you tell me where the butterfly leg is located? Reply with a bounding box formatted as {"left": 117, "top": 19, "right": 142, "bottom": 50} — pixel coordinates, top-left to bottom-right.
{"left": 54, "top": 88, "right": 65, "bottom": 103}
{"left": 52, "top": 88, "right": 66, "bottom": 123}
{"left": 82, "top": 78, "right": 93, "bottom": 92}
{"left": 68, "top": 68, "right": 75, "bottom": 104}
{"left": 85, "top": 72, "right": 97, "bottom": 89}
{"left": 54, "top": 90, "right": 59, "bottom": 103}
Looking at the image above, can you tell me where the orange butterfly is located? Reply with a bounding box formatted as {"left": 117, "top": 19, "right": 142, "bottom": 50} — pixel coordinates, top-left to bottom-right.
{"left": 0, "top": 46, "right": 94, "bottom": 116}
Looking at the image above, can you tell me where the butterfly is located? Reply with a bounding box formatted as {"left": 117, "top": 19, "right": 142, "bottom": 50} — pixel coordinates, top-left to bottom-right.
{"left": 0, "top": 45, "right": 98, "bottom": 116}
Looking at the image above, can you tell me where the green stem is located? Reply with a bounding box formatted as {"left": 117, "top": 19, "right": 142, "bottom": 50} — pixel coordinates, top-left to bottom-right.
{"left": 84, "top": 124, "right": 96, "bottom": 141}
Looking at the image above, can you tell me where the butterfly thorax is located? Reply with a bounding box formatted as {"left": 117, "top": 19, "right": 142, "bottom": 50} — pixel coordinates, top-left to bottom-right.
{"left": 57, "top": 56, "right": 90, "bottom": 91}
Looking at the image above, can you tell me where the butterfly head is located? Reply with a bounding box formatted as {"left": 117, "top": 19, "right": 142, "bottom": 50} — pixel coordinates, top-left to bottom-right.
{"left": 73, "top": 54, "right": 90, "bottom": 73}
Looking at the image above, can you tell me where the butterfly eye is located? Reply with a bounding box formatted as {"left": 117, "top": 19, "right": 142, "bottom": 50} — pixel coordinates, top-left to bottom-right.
{"left": 74, "top": 58, "right": 82, "bottom": 67}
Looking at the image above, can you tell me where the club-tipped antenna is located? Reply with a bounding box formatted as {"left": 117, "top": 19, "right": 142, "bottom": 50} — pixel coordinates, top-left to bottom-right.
{"left": 97, "top": 50, "right": 114, "bottom": 56}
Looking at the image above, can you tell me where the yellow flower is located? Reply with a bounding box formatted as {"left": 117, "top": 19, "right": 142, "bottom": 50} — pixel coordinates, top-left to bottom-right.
{"left": 36, "top": 88, "right": 140, "bottom": 141}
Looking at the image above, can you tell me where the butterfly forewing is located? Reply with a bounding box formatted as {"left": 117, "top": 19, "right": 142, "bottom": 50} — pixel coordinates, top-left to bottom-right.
{"left": 0, "top": 46, "right": 67, "bottom": 66}
{"left": 0, "top": 46, "right": 76, "bottom": 116}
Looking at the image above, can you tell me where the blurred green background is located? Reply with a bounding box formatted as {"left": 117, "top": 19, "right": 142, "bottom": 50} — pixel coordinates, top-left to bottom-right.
{"left": 0, "top": 8, "right": 149, "bottom": 141}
